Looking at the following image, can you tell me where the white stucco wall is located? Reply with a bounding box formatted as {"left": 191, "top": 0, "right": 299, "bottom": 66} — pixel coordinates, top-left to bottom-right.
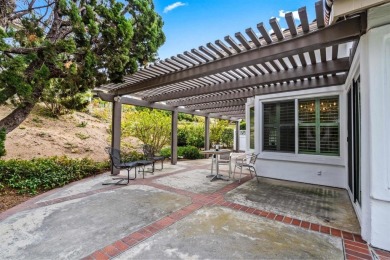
{"left": 361, "top": 2, "right": 390, "bottom": 251}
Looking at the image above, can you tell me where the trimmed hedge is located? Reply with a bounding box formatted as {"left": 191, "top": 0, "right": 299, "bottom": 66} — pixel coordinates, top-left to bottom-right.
{"left": 0, "top": 156, "right": 109, "bottom": 194}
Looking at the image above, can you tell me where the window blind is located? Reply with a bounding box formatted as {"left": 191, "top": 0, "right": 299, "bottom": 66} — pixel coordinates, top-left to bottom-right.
{"left": 319, "top": 97, "right": 339, "bottom": 155}
{"left": 263, "top": 101, "right": 295, "bottom": 152}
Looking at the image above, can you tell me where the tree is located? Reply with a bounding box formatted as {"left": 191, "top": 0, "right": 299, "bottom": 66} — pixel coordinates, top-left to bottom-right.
{"left": 0, "top": 0, "right": 165, "bottom": 133}
{"left": 0, "top": 128, "right": 5, "bottom": 156}
{"left": 122, "top": 109, "right": 171, "bottom": 154}
{"left": 41, "top": 78, "right": 92, "bottom": 116}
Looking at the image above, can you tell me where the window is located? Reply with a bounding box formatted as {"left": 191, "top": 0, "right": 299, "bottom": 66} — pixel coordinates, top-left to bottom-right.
{"left": 249, "top": 106, "right": 255, "bottom": 149}
{"left": 263, "top": 101, "right": 295, "bottom": 152}
{"left": 298, "top": 97, "right": 339, "bottom": 155}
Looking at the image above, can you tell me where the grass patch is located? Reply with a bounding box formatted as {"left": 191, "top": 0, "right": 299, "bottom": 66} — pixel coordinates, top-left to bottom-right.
{"left": 75, "top": 132, "right": 90, "bottom": 140}
{"left": 76, "top": 121, "right": 88, "bottom": 128}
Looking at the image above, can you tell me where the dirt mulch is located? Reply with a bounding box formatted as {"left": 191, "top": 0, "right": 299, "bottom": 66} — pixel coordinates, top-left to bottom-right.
{"left": 0, "top": 188, "right": 36, "bottom": 214}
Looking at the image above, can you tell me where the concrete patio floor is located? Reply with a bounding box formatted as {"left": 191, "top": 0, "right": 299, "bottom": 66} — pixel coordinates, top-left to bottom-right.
{"left": 0, "top": 159, "right": 382, "bottom": 259}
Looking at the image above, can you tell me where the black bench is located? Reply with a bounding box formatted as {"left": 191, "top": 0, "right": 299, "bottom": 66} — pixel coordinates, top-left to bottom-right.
{"left": 104, "top": 147, "right": 153, "bottom": 185}
{"left": 143, "top": 144, "right": 165, "bottom": 172}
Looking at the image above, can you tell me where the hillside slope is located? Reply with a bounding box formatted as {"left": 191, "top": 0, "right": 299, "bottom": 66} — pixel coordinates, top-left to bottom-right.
{"left": 0, "top": 104, "right": 140, "bottom": 162}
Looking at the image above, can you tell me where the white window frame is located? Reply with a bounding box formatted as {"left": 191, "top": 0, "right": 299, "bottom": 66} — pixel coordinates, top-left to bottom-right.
{"left": 246, "top": 98, "right": 255, "bottom": 152}
{"left": 255, "top": 85, "right": 346, "bottom": 166}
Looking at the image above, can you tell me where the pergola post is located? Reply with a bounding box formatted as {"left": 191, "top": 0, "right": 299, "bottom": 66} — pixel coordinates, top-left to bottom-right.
{"left": 205, "top": 116, "right": 210, "bottom": 157}
{"left": 171, "top": 109, "right": 178, "bottom": 165}
{"left": 111, "top": 98, "right": 122, "bottom": 175}
{"left": 235, "top": 120, "right": 240, "bottom": 152}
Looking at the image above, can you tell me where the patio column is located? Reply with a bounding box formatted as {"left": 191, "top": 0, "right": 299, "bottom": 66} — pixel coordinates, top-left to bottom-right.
{"left": 205, "top": 116, "right": 210, "bottom": 151}
{"left": 204, "top": 116, "right": 210, "bottom": 158}
{"left": 171, "top": 109, "right": 178, "bottom": 165}
{"left": 111, "top": 97, "right": 122, "bottom": 175}
{"left": 235, "top": 120, "right": 240, "bottom": 152}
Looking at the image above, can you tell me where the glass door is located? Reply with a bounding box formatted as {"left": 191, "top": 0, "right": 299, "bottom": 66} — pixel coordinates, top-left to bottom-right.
{"left": 347, "top": 77, "right": 361, "bottom": 205}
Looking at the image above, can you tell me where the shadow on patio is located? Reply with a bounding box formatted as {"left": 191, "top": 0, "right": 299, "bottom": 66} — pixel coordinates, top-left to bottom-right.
{"left": 0, "top": 158, "right": 370, "bottom": 260}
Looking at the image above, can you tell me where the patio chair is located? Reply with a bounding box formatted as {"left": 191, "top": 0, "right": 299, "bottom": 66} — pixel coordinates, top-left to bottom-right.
{"left": 104, "top": 147, "right": 153, "bottom": 185}
{"left": 143, "top": 144, "right": 165, "bottom": 172}
{"left": 233, "top": 153, "right": 260, "bottom": 183}
{"left": 217, "top": 152, "right": 232, "bottom": 178}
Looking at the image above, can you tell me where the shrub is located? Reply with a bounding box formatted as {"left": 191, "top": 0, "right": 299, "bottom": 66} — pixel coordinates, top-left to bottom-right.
{"left": 121, "top": 150, "right": 145, "bottom": 162}
{"left": 178, "top": 123, "right": 204, "bottom": 149}
{"left": 0, "top": 157, "right": 109, "bottom": 194}
{"left": 182, "top": 146, "right": 202, "bottom": 159}
{"left": 210, "top": 119, "right": 229, "bottom": 145}
{"left": 177, "top": 128, "right": 187, "bottom": 146}
{"left": 123, "top": 109, "right": 171, "bottom": 154}
{"left": 159, "top": 146, "right": 202, "bottom": 159}
{"left": 221, "top": 128, "right": 234, "bottom": 148}
{"left": 240, "top": 120, "right": 246, "bottom": 130}
{"left": 178, "top": 146, "right": 185, "bottom": 157}
{"left": 160, "top": 147, "right": 171, "bottom": 158}
{"left": 0, "top": 128, "right": 5, "bottom": 157}
{"left": 178, "top": 113, "right": 194, "bottom": 122}
{"left": 185, "top": 124, "right": 204, "bottom": 148}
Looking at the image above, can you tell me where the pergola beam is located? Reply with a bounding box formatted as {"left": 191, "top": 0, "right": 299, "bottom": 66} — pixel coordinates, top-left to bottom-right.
{"left": 200, "top": 105, "right": 246, "bottom": 114}
{"left": 96, "top": 92, "right": 241, "bottom": 121}
{"left": 147, "top": 58, "right": 349, "bottom": 102}
{"left": 211, "top": 110, "right": 246, "bottom": 116}
{"left": 167, "top": 75, "right": 346, "bottom": 106}
{"left": 114, "top": 16, "right": 361, "bottom": 96}
{"left": 185, "top": 99, "right": 247, "bottom": 110}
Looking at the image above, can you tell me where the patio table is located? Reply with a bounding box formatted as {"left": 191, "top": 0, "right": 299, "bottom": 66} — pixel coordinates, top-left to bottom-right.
{"left": 201, "top": 149, "right": 231, "bottom": 182}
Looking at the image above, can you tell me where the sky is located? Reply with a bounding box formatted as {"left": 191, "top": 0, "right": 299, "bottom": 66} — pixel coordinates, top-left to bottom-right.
{"left": 153, "top": 0, "right": 318, "bottom": 60}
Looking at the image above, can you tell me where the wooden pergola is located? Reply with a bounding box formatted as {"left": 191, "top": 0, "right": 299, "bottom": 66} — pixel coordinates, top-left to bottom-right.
{"left": 95, "top": 1, "right": 366, "bottom": 173}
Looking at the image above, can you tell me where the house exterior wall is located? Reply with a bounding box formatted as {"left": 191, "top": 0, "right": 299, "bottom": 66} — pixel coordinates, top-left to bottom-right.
{"left": 245, "top": 2, "right": 390, "bottom": 251}
{"left": 360, "top": 2, "right": 390, "bottom": 251}
{"left": 248, "top": 86, "right": 348, "bottom": 189}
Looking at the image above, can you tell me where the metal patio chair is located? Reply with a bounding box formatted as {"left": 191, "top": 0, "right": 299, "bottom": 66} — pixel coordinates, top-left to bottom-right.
{"left": 217, "top": 152, "right": 233, "bottom": 178}
{"left": 104, "top": 147, "right": 153, "bottom": 185}
{"left": 143, "top": 144, "right": 165, "bottom": 172}
{"left": 233, "top": 153, "right": 260, "bottom": 183}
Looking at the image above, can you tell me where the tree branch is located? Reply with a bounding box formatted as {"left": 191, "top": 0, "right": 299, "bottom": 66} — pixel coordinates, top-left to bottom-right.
{"left": 4, "top": 47, "right": 46, "bottom": 54}
{"left": 12, "top": 1, "right": 54, "bottom": 19}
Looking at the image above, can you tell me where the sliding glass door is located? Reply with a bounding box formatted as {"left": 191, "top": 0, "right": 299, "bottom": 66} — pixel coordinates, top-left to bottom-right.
{"left": 347, "top": 77, "right": 361, "bottom": 205}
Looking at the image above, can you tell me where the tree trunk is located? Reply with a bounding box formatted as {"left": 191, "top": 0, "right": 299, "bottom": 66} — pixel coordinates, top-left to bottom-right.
{"left": 0, "top": 76, "right": 43, "bottom": 133}
{"left": 0, "top": 102, "right": 35, "bottom": 133}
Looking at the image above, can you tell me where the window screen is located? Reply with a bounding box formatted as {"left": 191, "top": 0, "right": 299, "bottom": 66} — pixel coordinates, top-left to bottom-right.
{"left": 263, "top": 101, "right": 295, "bottom": 152}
